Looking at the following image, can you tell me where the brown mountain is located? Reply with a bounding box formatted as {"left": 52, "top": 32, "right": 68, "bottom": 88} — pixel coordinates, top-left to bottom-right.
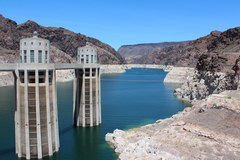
{"left": 118, "top": 42, "right": 189, "bottom": 63}
{"left": 135, "top": 28, "right": 240, "bottom": 67}
{"left": 0, "top": 14, "right": 125, "bottom": 64}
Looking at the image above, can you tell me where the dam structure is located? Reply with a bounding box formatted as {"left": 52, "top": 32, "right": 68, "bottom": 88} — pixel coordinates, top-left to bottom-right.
{"left": 0, "top": 32, "right": 102, "bottom": 159}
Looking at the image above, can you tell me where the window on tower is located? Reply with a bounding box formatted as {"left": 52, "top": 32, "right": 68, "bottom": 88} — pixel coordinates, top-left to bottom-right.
{"left": 30, "top": 50, "right": 34, "bottom": 63}
{"left": 24, "top": 50, "right": 27, "bottom": 63}
{"left": 38, "top": 50, "right": 42, "bottom": 63}
{"left": 45, "top": 51, "right": 48, "bottom": 63}
{"left": 86, "top": 55, "right": 89, "bottom": 63}
{"left": 91, "top": 55, "right": 93, "bottom": 63}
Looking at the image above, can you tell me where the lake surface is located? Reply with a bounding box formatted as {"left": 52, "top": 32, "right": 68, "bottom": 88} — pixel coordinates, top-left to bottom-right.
{"left": 0, "top": 68, "right": 187, "bottom": 160}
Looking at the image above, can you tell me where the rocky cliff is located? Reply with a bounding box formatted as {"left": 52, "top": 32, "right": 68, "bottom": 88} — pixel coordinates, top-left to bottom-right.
{"left": 0, "top": 14, "right": 125, "bottom": 64}
{"left": 118, "top": 42, "right": 188, "bottom": 63}
{"left": 174, "top": 54, "right": 239, "bottom": 101}
{"left": 134, "top": 28, "right": 240, "bottom": 66}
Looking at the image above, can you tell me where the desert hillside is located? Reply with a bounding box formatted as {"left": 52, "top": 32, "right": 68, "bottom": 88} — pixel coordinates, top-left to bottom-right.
{"left": 118, "top": 42, "right": 188, "bottom": 63}
{"left": 120, "top": 28, "right": 240, "bottom": 66}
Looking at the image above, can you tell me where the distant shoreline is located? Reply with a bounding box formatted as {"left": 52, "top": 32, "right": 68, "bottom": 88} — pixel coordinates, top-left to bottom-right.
{"left": 0, "top": 64, "right": 174, "bottom": 87}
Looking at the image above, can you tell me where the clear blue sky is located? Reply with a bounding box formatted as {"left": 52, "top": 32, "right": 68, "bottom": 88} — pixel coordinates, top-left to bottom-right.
{"left": 0, "top": 0, "right": 240, "bottom": 50}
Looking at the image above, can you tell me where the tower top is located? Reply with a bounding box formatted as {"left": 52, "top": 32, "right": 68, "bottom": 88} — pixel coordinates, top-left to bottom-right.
{"left": 86, "top": 42, "right": 92, "bottom": 46}
{"left": 19, "top": 32, "right": 51, "bottom": 64}
{"left": 77, "top": 43, "right": 97, "bottom": 64}
{"left": 33, "top": 31, "right": 38, "bottom": 38}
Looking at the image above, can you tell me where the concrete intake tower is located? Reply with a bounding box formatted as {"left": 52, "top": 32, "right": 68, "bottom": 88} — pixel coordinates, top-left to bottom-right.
{"left": 73, "top": 43, "right": 101, "bottom": 126}
{"left": 15, "top": 31, "right": 59, "bottom": 159}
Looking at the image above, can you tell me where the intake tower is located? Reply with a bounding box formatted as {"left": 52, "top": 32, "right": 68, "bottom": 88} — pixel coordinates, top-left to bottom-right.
{"left": 73, "top": 43, "right": 101, "bottom": 127}
{"left": 15, "top": 31, "right": 59, "bottom": 159}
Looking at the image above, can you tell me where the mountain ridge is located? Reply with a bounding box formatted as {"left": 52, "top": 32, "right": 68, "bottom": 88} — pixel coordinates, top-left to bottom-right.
{"left": 118, "top": 41, "right": 189, "bottom": 63}
{"left": 128, "top": 28, "right": 240, "bottom": 66}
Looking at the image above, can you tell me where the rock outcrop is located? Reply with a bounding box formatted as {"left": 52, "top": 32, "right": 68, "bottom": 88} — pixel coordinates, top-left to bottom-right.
{"left": 174, "top": 54, "right": 239, "bottom": 101}
{"left": 163, "top": 67, "right": 194, "bottom": 84}
{"left": 174, "top": 71, "right": 238, "bottom": 101}
{"left": 106, "top": 90, "right": 240, "bottom": 160}
{"left": 56, "top": 70, "right": 75, "bottom": 82}
{"left": 0, "top": 14, "right": 125, "bottom": 64}
{"left": 0, "top": 72, "right": 14, "bottom": 86}
{"left": 101, "top": 65, "right": 127, "bottom": 74}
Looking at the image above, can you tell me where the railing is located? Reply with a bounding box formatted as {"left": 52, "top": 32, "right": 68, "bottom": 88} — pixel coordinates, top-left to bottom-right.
{"left": 0, "top": 63, "right": 100, "bottom": 71}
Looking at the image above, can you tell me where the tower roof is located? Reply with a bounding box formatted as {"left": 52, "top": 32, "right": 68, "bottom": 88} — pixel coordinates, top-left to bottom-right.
{"left": 33, "top": 31, "right": 38, "bottom": 38}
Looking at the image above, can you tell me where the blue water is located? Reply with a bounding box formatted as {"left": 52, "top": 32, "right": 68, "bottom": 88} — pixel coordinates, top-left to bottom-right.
{"left": 0, "top": 68, "right": 187, "bottom": 160}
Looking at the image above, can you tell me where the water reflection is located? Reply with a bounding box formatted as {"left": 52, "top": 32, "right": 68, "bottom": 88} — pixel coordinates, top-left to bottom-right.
{"left": 73, "top": 127, "right": 100, "bottom": 160}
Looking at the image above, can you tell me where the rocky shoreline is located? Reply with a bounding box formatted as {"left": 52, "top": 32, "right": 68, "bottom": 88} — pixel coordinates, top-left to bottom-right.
{"left": 101, "top": 64, "right": 173, "bottom": 74}
{"left": 101, "top": 65, "right": 128, "bottom": 74}
{"left": 125, "top": 64, "right": 173, "bottom": 72}
{"left": 105, "top": 90, "right": 240, "bottom": 160}
{"left": 163, "top": 67, "right": 194, "bottom": 84}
